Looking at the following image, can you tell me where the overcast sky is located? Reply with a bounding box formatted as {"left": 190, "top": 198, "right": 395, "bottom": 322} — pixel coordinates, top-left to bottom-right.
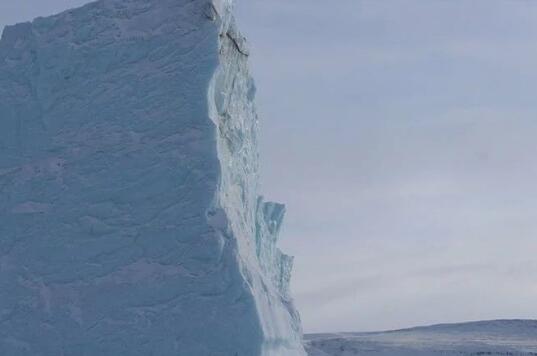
{"left": 3, "top": 0, "right": 537, "bottom": 334}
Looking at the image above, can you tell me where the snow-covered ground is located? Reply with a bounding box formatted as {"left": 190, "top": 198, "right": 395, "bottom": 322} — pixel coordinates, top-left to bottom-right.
{"left": 305, "top": 320, "right": 537, "bottom": 356}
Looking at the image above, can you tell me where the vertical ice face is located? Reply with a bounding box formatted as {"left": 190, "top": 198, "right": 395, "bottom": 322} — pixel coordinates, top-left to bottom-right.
{"left": 0, "top": 0, "right": 305, "bottom": 355}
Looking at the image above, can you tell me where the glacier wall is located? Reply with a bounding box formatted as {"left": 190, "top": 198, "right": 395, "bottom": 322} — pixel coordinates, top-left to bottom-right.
{"left": 0, "top": 0, "right": 305, "bottom": 355}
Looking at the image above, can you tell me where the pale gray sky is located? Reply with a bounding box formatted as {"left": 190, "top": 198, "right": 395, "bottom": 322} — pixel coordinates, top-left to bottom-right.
{"left": 3, "top": 0, "right": 537, "bottom": 334}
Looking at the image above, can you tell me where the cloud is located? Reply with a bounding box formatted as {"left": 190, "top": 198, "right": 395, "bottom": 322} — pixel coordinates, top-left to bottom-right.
{"left": 237, "top": 0, "right": 537, "bottom": 333}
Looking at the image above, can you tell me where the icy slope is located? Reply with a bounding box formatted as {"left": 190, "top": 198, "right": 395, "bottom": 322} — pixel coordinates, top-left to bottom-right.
{"left": 305, "top": 320, "right": 537, "bottom": 356}
{"left": 0, "top": 0, "right": 305, "bottom": 355}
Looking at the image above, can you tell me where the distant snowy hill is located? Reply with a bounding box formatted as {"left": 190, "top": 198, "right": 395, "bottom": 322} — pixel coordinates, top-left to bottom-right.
{"left": 305, "top": 320, "right": 537, "bottom": 356}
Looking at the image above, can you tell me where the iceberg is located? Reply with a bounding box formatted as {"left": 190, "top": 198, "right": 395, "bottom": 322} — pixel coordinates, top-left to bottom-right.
{"left": 0, "top": 0, "right": 305, "bottom": 355}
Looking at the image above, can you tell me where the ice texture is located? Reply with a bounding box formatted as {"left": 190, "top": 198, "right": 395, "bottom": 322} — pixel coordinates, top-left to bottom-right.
{"left": 0, "top": 0, "right": 305, "bottom": 355}
{"left": 306, "top": 320, "right": 537, "bottom": 356}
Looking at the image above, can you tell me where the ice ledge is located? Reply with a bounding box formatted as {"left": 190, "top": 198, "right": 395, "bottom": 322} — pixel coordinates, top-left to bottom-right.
{"left": 212, "top": 0, "right": 234, "bottom": 17}
{"left": 0, "top": 22, "right": 32, "bottom": 43}
{"left": 210, "top": 0, "right": 248, "bottom": 54}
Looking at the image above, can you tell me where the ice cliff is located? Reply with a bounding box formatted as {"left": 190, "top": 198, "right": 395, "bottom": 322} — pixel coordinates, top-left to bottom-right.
{"left": 0, "top": 0, "right": 305, "bottom": 355}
